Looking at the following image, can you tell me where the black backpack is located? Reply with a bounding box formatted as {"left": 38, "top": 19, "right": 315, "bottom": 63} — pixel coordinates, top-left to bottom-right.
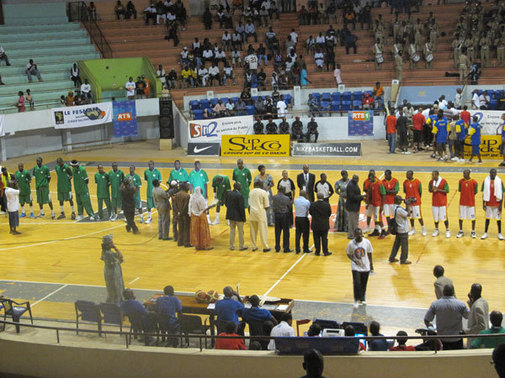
{"left": 389, "top": 207, "right": 399, "bottom": 235}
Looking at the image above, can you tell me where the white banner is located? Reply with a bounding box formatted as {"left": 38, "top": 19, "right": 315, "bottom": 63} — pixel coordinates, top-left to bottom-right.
{"left": 0, "top": 115, "right": 4, "bottom": 137}
{"left": 469, "top": 110, "right": 504, "bottom": 136}
{"left": 188, "top": 115, "right": 254, "bottom": 143}
{"left": 52, "top": 102, "right": 113, "bottom": 129}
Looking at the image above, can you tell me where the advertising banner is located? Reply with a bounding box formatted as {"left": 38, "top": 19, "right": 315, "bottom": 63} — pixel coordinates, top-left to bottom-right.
{"left": 53, "top": 102, "right": 113, "bottom": 129}
{"left": 188, "top": 115, "right": 254, "bottom": 143}
{"left": 292, "top": 143, "right": 361, "bottom": 157}
{"left": 463, "top": 135, "right": 502, "bottom": 160}
{"left": 187, "top": 142, "right": 220, "bottom": 156}
{"left": 113, "top": 100, "right": 138, "bottom": 137}
{"left": 469, "top": 110, "right": 505, "bottom": 136}
{"left": 348, "top": 111, "right": 373, "bottom": 136}
{"left": 221, "top": 134, "right": 290, "bottom": 157}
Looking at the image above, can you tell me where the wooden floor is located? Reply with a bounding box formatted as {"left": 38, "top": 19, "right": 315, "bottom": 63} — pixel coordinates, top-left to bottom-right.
{"left": 1, "top": 140, "right": 504, "bottom": 320}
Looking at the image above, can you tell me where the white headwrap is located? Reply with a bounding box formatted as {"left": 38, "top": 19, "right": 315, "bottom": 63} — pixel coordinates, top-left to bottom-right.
{"left": 189, "top": 187, "right": 206, "bottom": 216}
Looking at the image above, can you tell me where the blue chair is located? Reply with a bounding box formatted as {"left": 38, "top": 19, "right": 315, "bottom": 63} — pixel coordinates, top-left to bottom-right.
{"left": 0, "top": 298, "right": 33, "bottom": 334}
{"left": 352, "top": 100, "right": 362, "bottom": 110}
{"left": 193, "top": 109, "right": 204, "bottom": 120}
{"left": 205, "top": 108, "right": 214, "bottom": 118}
{"left": 246, "top": 105, "right": 256, "bottom": 115}
{"left": 99, "top": 303, "right": 123, "bottom": 334}
{"left": 341, "top": 101, "right": 351, "bottom": 111}
{"left": 199, "top": 99, "right": 210, "bottom": 109}
{"left": 342, "top": 321, "right": 368, "bottom": 335}
{"left": 490, "top": 99, "right": 498, "bottom": 110}
{"left": 210, "top": 98, "right": 219, "bottom": 106}
{"left": 331, "top": 92, "right": 341, "bottom": 102}
{"left": 365, "top": 90, "right": 373, "bottom": 97}
{"left": 321, "top": 100, "right": 330, "bottom": 114}
{"left": 352, "top": 91, "right": 363, "bottom": 101}
{"left": 75, "top": 300, "right": 102, "bottom": 336}
{"left": 342, "top": 91, "right": 352, "bottom": 102}
{"left": 284, "top": 94, "right": 292, "bottom": 106}
{"left": 312, "top": 92, "right": 321, "bottom": 100}
{"left": 486, "top": 90, "right": 495, "bottom": 99}
{"left": 252, "top": 96, "right": 259, "bottom": 101}
{"left": 231, "top": 97, "right": 239, "bottom": 103}
{"left": 331, "top": 100, "right": 340, "bottom": 111}
{"left": 220, "top": 97, "right": 229, "bottom": 104}
{"left": 189, "top": 100, "right": 200, "bottom": 110}
{"left": 321, "top": 92, "right": 331, "bottom": 101}
{"left": 313, "top": 319, "right": 340, "bottom": 330}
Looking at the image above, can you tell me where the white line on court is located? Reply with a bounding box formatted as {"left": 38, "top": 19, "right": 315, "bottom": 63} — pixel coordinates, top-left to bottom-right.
{"left": 262, "top": 253, "right": 307, "bottom": 297}
{"left": 129, "top": 277, "right": 140, "bottom": 285}
{"left": 31, "top": 284, "right": 68, "bottom": 307}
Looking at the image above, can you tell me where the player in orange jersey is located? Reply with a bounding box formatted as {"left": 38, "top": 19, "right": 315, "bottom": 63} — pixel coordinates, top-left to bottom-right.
{"left": 381, "top": 169, "right": 399, "bottom": 235}
{"left": 403, "top": 170, "right": 426, "bottom": 236}
{"left": 481, "top": 168, "right": 504, "bottom": 240}
{"left": 457, "top": 169, "right": 478, "bottom": 238}
{"left": 428, "top": 170, "right": 450, "bottom": 238}
{"left": 365, "top": 172, "right": 385, "bottom": 238}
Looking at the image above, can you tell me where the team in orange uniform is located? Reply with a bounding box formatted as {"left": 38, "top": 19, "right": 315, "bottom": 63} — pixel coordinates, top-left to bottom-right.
{"left": 428, "top": 170, "right": 450, "bottom": 238}
{"left": 403, "top": 170, "right": 426, "bottom": 236}
{"left": 458, "top": 169, "right": 478, "bottom": 238}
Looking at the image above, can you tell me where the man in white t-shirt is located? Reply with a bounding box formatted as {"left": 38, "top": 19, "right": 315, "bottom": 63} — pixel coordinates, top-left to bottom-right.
{"left": 267, "top": 312, "right": 295, "bottom": 350}
{"left": 276, "top": 94, "right": 287, "bottom": 118}
{"left": 245, "top": 53, "right": 258, "bottom": 72}
{"left": 346, "top": 228, "right": 373, "bottom": 308}
{"left": 125, "top": 77, "right": 136, "bottom": 100}
{"left": 5, "top": 181, "right": 21, "bottom": 234}
{"left": 471, "top": 90, "right": 480, "bottom": 110}
{"left": 80, "top": 79, "right": 92, "bottom": 103}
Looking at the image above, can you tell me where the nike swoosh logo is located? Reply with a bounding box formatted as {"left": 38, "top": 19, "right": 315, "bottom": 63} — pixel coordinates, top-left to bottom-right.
{"left": 193, "top": 145, "right": 213, "bottom": 153}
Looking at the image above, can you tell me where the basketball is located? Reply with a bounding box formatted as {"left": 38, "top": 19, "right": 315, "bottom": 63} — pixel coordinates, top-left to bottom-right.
{"left": 207, "top": 290, "right": 219, "bottom": 303}
{"left": 195, "top": 290, "right": 208, "bottom": 303}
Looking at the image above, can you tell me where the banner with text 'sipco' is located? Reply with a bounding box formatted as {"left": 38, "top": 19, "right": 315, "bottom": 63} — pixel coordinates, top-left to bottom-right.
{"left": 52, "top": 102, "right": 113, "bottom": 129}
{"left": 221, "top": 134, "right": 291, "bottom": 157}
{"left": 188, "top": 115, "right": 254, "bottom": 143}
{"left": 463, "top": 135, "right": 502, "bottom": 160}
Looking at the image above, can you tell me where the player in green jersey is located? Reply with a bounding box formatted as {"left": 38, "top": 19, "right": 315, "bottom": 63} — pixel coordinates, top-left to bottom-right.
{"left": 109, "top": 162, "right": 125, "bottom": 221}
{"left": 15, "top": 163, "right": 34, "bottom": 218}
{"left": 70, "top": 160, "right": 96, "bottom": 221}
{"left": 95, "top": 164, "right": 112, "bottom": 221}
{"left": 55, "top": 157, "right": 76, "bottom": 220}
{"left": 143, "top": 160, "right": 162, "bottom": 224}
{"left": 211, "top": 174, "right": 231, "bottom": 224}
{"left": 32, "top": 157, "right": 55, "bottom": 219}
{"left": 128, "top": 165, "right": 143, "bottom": 223}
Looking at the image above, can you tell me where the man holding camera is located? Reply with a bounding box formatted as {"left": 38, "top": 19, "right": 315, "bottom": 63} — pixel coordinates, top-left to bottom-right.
{"left": 388, "top": 195, "right": 411, "bottom": 265}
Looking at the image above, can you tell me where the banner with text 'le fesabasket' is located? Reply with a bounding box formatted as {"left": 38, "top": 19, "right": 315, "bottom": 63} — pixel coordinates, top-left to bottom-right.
{"left": 52, "top": 102, "right": 113, "bottom": 129}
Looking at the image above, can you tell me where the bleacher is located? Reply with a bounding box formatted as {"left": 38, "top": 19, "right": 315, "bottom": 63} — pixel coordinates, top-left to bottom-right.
{"left": 0, "top": 3, "right": 100, "bottom": 113}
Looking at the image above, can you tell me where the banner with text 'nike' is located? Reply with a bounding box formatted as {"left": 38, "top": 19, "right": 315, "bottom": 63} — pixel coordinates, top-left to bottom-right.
{"left": 187, "top": 143, "right": 220, "bottom": 156}
{"left": 188, "top": 115, "right": 254, "bottom": 143}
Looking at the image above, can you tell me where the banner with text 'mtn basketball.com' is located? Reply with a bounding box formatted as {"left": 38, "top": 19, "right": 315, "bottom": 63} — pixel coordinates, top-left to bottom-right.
{"left": 221, "top": 134, "right": 290, "bottom": 157}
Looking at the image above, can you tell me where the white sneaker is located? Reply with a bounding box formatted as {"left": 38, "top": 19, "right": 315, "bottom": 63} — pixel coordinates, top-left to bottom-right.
{"left": 499, "top": 234, "right": 505, "bottom": 240}
{"left": 481, "top": 232, "right": 488, "bottom": 240}
{"left": 471, "top": 231, "right": 476, "bottom": 239}
{"left": 456, "top": 231, "right": 464, "bottom": 238}
{"left": 451, "top": 157, "right": 458, "bottom": 161}
{"left": 422, "top": 227, "right": 427, "bottom": 236}
{"left": 408, "top": 229, "right": 416, "bottom": 236}
{"left": 459, "top": 158, "right": 465, "bottom": 162}
{"left": 446, "top": 230, "right": 451, "bottom": 238}
{"left": 89, "top": 216, "right": 95, "bottom": 221}
{"left": 361, "top": 300, "right": 367, "bottom": 305}
{"left": 76, "top": 215, "right": 83, "bottom": 221}
{"left": 353, "top": 301, "right": 359, "bottom": 309}
{"left": 145, "top": 217, "right": 152, "bottom": 224}
{"left": 432, "top": 229, "right": 439, "bottom": 237}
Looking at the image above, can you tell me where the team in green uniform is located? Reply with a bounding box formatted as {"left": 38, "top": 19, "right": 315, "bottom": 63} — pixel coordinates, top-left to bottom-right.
{"left": 128, "top": 165, "right": 143, "bottom": 223}
{"left": 168, "top": 160, "right": 189, "bottom": 183}
{"left": 95, "top": 164, "right": 112, "bottom": 220}
{"left": 32, "top": 157, "right": 55, "bottom": 219}
{"left": 109, "top": 162, "right": 125, "bottom": 220}
{"left": 70, "top": 160, "right": 96, "bottom": 221}
{"left": 232, "top": 158, "right": 252, "bottom": 208}
{"left": 55, "top": 157, "right": 76, "bottom": 220}
{"left": 144, "top": 160, "right": 162, "bottom": 224}
{"left": 211, "top": 174, "right": 231, "bottom": 224}
{"left": 15, "top": 163, "right": 34, "bottom": 218}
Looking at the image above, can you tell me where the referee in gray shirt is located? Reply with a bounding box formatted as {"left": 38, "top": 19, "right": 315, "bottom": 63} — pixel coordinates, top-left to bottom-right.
{"left": 388, "top": 195, "right": 412, "bottom": 264}
{"left": 424, "top": 284, "right": 470, "bottom": 350}
{"left": 272, "top": 187, "right": 292, "bottom": 253}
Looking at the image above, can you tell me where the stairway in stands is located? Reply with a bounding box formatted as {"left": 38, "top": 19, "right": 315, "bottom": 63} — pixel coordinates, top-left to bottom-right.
{"left": 0, "top": 3, "right": 100, "bottom": 113}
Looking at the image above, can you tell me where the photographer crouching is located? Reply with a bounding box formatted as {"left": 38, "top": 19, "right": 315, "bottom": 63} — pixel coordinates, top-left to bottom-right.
{"left": 388, "top": 195, "right": 413, "bottom": 265}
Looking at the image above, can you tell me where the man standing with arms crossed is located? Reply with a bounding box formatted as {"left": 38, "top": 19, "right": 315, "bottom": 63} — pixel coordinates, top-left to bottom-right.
{"left": 70, "top": 160, "right": 95, "bottom": 221}
{"left": 144, "top": 160, "right": 161, "bottom": 224}
{"left": 55, "top": 158, "right": 76, "bottom": 220}
{"left": 95, "top": 164, "right": 112, "bottom": 221}
{"left": 32, "top": 157, "right": 55, "bottom": 219}
{"left": 109, "top": 162, "right": 124, "bottom": 221}
{"left": 403, "top": 170, "right": 426, "bottom": 236}
{"left": 15, "top": 163, "right": 34, "bottom": 218}
{"left": 457, "top": 169, "right": 478, "bottom": 238}
{"left": 481, "top": 168, "right": 504, "bottom": 240}
{"left": 429, "top": 170, "right": 450, "bottom": 238}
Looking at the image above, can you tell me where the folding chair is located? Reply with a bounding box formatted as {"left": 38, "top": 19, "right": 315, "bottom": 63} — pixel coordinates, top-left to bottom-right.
{"left": 75, "top": 300, "right": 102, "bottom": 336}
{"left": 0, "top": 298, "right": 33, "bottom": 333}
{"left": 99, "top": 302, "right": 123, "bottom": 334}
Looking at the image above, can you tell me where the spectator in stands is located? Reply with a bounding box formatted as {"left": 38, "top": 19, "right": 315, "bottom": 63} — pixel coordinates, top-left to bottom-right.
{"left": 215, "top": 286, "right": 244, "bottom": 329}
{"left": 87, "top": 2, "right": 97, "bottom": 20}
{"left": 362, "top": 93, "right": 374, "bottom": 110}
{"left": 334, "top": 64, "right": 342, "bottom": 85}
{"left": 166, "top": 22, "right": 180, "bottom": 47}
{"left": 300, "top": 65, "right": 311, "bottom": 88}
{"left": 345, "top": 32, "right": 358, "bottom": 54}
{"left": 59, "top": 95, "right": 66, "bottom": 106}
{"left": 307, "top": 117, "right": 319, "bottom": 143}
{"left": 120, "top": 289, "right": 155, "bottom": 345}
{"left": 424, "top": 283, "right": 469, "bottom": 350}
{"left": 268, "top": 312, "right": 295, "bottom": 350}
{"left": 368, "top": 321, "right": 389, "bottom": 351}
{"left": 157, "top": 65, "right": 166, "bottom": 86}
{"left": 215, "top": 48, "right": 226, "bottom": 64}
{"left": 222, "top": 30, "right": 232, "bottom": 51}
{"left": 254, "top": 97, "right": 265, "bottom": 116}
{"left": 25, "top": 59, "right": 42, "bottom": 82}
{"left": 65, "top": 91, "right": 74, "bottom": 107}
{"left": 125, "top": 1, "right": 137, "bottom": 19}
{"left": 167, "top": 69, "right": 178, "bottom": 89}
{"left": 464, "top": 283, "right": 489, "bottom": 346}
{"left": 80, "top": 79, "right": 92, "bottom": 103}
{"left": 114, "top": 0, "right": 126, "bottom": 20}
{"left": 373, "top": 82, "right": 384, "bottom": 108}
{"left": 155, "top": 285, "right": 182, "bottom": 346}
{"left": 225, "top": 99, "right": 235, "bottom": 116}
{"left": 471, "top": 311, "right": 505, "bottom": 349}
{"left": 208, "top": 63, "right": 221, "bottom": 86}
{"left": 236, "top": 98, "right": 247, "bottom": 115}
{"left": 213, "top": 100, "right": 227, "bottom": 117}
{"left": 15, "top": 91, "right": 25, "bottom": 113}
{"left": 125, "top": 76, "right": 135, "bottom": 100}
{"left": 215, "top": 321, "right": 246, "bottom": 350}
{"left": 25, "top": 89, "right": 34, "bottom": 110}
{"left": 307, "top": 94, "right": 319, "bottom": 117}
{"left": 198, "top": 65, "right": 209, "bottom": 87}
{"left": 291, "top": 116, "right": 304, "bottom": 142}
{"left": 253, "top": 117, "right": 264, "bottom": 134}
{"left": 0, "top": 46, "right": 10, "bottom": 66}
{"left": 222, "top": 62, "right": 235, "bottom": 86}
{"left": 276, "top": 95, "right": 287, "bottom": 118}
{"left": 479, "top": 90, "right": 490, "bottom": 110}
{"left": 306, "top": 323, "right": 321, "bottom": 337}
{"left": 135, "top": 76, "right": 146, "bottom": 99}
{"left": 240, "top": 87, "right": 251, "bottom": 104}
{"left": 301, "top": 349, "right": 324, "bottom": 378}
{"left": 244, "top": 21, "right": 257, "bottom": 42}
{"left": 389, "top": 331, "right": 416, "bottom": 351}
{"left": 143, "top": 3, "right": 157, "bottom": 25}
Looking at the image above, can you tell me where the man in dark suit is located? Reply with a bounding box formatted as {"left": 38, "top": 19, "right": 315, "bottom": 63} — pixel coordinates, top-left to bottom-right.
{"left": 297, "top": 164, "right": 315, "bottom": 202}
{"left": 225, "top": 182, "right": 248, "bottom": 251}
{"left": 345, "top": 174, "right": 364, "bottom": 239}
{"left": 309, "top": 192, "right": 333, "bottom": 256}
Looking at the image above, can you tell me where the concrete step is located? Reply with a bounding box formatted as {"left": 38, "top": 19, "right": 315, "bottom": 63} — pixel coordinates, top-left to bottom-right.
{"left": 0, "top": 80, "right": 75, "bottom": 98}
{"left": 1, "top": 29, "right": 87, "bottom": 43}
{"left": 0, "top": 22, "right": 81, "bottom": 33}
{"left": 2, "top": 37, "right": 91, "bottom": 51}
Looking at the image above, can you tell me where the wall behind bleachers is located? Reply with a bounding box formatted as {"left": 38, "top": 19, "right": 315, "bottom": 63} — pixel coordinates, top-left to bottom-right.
{"left": 2, "top": 2, "right": 67, "bottom": 24}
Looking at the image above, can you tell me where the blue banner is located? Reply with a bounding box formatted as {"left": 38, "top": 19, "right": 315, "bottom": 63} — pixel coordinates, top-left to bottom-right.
{"left": 348, "top": 111, "right": 373, "bottom": 136}
{"left": 113, "top": 100, "right": 137, "bottom": 137}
